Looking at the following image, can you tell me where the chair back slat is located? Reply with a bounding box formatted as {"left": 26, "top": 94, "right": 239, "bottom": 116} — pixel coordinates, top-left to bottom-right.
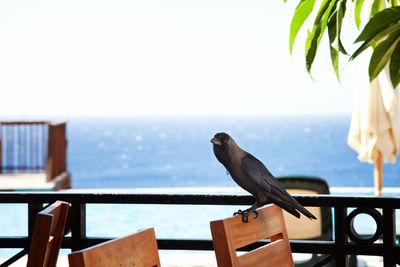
{"left": 27, "top": 200, "right": 69, "bottom": 267}
{"left": 237, "top": 239, "right": 292, "bottom": 267}
{"left": 210, "top": 204, "right": 294, "bottom": 267}
{"left": 68, "top": 228, "right": 161, "bottom": 267}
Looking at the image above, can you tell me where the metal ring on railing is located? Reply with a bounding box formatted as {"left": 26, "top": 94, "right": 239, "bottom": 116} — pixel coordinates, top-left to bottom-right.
{"left": 345, "top": 207, "right": 383, "bottom": 245}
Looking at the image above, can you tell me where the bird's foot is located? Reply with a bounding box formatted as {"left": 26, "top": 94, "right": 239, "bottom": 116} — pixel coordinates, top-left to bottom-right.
{"left": 233, "top": 209, "right": 244, "bottom": 216}
{"left": 253, "top": 210, "right": 258, "bottom": 219}
{"left": 233, "top": 208, "right": 258, "bottom": 223}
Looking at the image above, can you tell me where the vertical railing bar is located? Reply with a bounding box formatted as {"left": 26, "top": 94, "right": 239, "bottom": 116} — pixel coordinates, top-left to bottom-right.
{"left": 21, "top": 125, "right": 25, "bottom": 171}
{"left": 71, "top": 201, "right": 87, "bottom": 251}
{"left": 16, "top": 125, "right": 20, "bottom": 171}
{"left": 3, "top": 125, "right": 7, "bottom": 172}
{"left": 5, "top": 126, "right": 9, "bottom": 172}
{"left": 20, "top": 125, "right": 24, "bottom": 171}
{"left": 32, "top": 124, "right": 36, "bottom": 171}
{"left": 5, "top": 125, "right": 8, "bottom": 171}
{"left": 382, "top": 207, "right": 396, "bottom": 267}
{"left": 29, "top": 125, "right": 36, "bottom": 171}
{"left": 13, "top": 126, "right": 17, "bottom": 172}
{"left": 29, "top": 124, "right": 37, "bottom": 172}
{"left": 42, "top": 124, "right": 46, "bottom": 171}
{"left": 27, "top": 202, "right": 43, "bottom": 240}
{"left": 29, "top": 124, "right": 33, "bottom": 172}
{"left": 41, "top": 124, "right": 44, "bottom": 171}
{"left": 10, "top": 125, "right": 12, "bottom": 171}
{"left": 8, "top": 126, "right": 13, "bottom": 172}
{"left": 0, "top": 122, "right": 2, "bottom": 173}
{"left": 36, "top": 124, "right": 40, "bottom": 172}
{"left": 35, "top": 124, "right": 39, "bottom": 172}
{"left": 38, "top": 124, "right": 42, "bottom": 171}
{"left": 26, "top": 125, "right": 30, "bottom": 171}
{"left": 334, "top": 202, "right": 348, "bottom": 266}
{"left": 19, "top": 124, "right": 23, "bottom": 172}
{"left": 12, "top": 125, "right": 16, "bottom": 172}
{"left": 31, "top": 124, "right": 34, "bottom": 171}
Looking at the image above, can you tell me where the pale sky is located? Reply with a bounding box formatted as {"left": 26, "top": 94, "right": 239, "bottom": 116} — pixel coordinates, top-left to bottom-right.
{"left": 0, "top": 0, "right": 363, "bottom": 117}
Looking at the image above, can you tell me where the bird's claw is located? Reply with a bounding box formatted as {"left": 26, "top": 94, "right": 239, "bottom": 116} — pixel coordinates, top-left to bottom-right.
{"left": 253, "top": 210, "right": 258, "bottom": 219}
{"left": 233, "top": 209, "right": 244, "bottom": 216}
{"left": 233, "top": 209, "right": 258, "bottom": 223}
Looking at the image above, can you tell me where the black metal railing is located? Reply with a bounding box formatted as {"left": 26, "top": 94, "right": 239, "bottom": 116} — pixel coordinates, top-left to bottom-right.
{"left": 0, "top": 192, "right": 399, "bottom": 266}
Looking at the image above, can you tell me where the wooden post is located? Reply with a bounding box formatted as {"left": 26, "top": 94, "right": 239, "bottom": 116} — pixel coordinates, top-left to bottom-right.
{"left": 374, "top": 151, "right": 383, "bottom": 196}
{"left": 46, "top": 121, "right": 67, "bottom": 182}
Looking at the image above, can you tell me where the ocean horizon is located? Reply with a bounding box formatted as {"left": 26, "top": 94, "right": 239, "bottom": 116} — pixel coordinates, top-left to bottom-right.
{"left": 64, "top": 115, "right": 399, "bottom": 189}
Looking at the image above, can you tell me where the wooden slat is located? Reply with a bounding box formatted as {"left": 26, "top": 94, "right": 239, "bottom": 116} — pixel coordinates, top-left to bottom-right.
{"left": 68, "top": 228, "right": 161, "bottom": 267}
{"left": 238, "top": 239, "right": 293, "bottom": 267}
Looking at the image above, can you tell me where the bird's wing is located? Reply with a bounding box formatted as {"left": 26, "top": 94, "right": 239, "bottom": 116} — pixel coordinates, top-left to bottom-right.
{"left": 241, "top": 153, "right": 292, "bottom": 200}
{"left": 241, "top": 153, "right": 316, "bottom": 219}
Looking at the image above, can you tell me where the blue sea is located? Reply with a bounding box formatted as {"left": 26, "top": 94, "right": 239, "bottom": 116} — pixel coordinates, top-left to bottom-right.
{"left": 1, "top": 115, "right": 400, "bottom": 261}
{"left": 67, "top": 115, "right": 399, "bottom": 189}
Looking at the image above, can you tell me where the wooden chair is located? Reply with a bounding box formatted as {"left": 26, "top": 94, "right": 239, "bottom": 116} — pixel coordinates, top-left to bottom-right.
{"left": 68, "top": 228, "right": 161, "bottom": 267}
{"left": 27, "top": 200, "right": 70, "bottom": 267}
{"left": 210, "top": 204, "right": 294, "bottom": 267}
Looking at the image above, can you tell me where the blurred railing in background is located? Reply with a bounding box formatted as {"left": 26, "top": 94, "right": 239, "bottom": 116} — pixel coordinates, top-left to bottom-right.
{"left": 0, "top": 121, "right": 67, "bottom": 182}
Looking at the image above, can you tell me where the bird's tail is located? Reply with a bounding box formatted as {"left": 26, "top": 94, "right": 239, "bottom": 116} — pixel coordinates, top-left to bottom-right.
{"left": 275, "top": 198, "right": 316, "bottom": 220}
{"left": 295, "top": 204, "right": 317, "bottom": 220}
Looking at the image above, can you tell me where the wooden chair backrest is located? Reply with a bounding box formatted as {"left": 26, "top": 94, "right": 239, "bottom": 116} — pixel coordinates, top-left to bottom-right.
{"left": 27, "top": 200, "right": 70, "bottom": 267}
{"left": 210, "top": 204, "right": 294, "bottom": 267}
{"left": 68, "top": 228, "right": 161, "bottom": 267}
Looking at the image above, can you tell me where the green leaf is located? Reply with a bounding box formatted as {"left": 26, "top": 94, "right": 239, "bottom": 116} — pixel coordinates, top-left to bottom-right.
{"left": 369, "top": 31, "right": 400, "bottom": 82}
{"left": 389, "top": 41, "right": 400, "bottom": 87}
{"left": 355, "top": 6, "right": 400, "bottom": 43}
{"left": 328, "top": 13, "right": 339, "bottom": 78}
{"left": 289, "top": 0, "right": 317, "bottom": 53}
{"left": 370, "top": 0, "right": 383, "bottom": 17}
{"left": 325, "top": 0, "right": 348, "bottom": 79}
{"left": 354, "top": 0, "right": 365, "bottom": 28}
{"left": 329, "top": 39, "right": 340, "bottom": 78}
{"left": 351, "top": 22, "right": 400, "bottom": 60}
{"left": 327, "top": 1, "right": 341, "bottom": 78}
{"left": 305, "top": 25, "right": 321, "bottom": 73}
{"left": 304, "top": 0, "right": 337, "bottom": 73}
{"left": 335, "top": 0, "right": 347, "bottom": 55}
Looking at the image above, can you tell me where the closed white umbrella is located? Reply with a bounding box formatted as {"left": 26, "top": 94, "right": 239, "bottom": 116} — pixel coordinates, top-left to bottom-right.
{"left": 347, "top": 63, "right": 400, "bottom": 196}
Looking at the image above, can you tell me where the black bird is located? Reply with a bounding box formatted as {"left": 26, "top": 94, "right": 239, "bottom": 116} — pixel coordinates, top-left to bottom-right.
{"left": 211, "top": 132, "right": 316, "bottom": 222}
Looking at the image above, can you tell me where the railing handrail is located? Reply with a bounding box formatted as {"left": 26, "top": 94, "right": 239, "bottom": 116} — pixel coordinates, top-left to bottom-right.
{"left": 0, "top": 121, "right": 48, "bottom": 125}
{"left": 0, "top": 121, "right": 66, "bottom": 125}
{"left": 0, "top": 192, "right": 399, "bottom": 267}
{"left": 0, "top": 191, "right": 399, "bottom": 206}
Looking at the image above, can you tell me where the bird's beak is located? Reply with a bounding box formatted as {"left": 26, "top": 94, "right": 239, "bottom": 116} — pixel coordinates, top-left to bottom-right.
{"left": 210, "top": 137, "right": 221, "bottom": 146}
